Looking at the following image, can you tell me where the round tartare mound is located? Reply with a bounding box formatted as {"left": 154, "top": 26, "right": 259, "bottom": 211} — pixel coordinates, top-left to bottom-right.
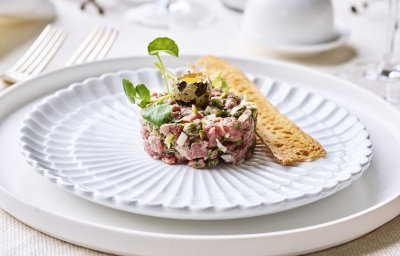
{"left": 141, "top": 87, "right": 258, "bottom": 169}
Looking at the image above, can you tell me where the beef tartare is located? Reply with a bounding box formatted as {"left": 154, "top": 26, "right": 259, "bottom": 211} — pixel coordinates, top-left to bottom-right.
{"left": 141, "top": 79, "right": 257, "bottom": 169}
{"left": 123, "top": 37, "right": 258, "bottom": 169}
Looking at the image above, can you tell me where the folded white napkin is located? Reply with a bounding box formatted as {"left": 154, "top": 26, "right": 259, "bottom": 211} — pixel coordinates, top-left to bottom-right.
{"left": 0, "top": 0, "right": 55, "bottom": 22}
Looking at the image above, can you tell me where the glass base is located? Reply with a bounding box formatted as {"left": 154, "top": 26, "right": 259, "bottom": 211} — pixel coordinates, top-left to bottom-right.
{"left": 125, "top": 1, "right": 216, "bottom": 29}
{"left": 338, "top": 61, "right": 400, "bottom": 108}
{"left": 338, "top": 61, "right": 400, "bottom": 97}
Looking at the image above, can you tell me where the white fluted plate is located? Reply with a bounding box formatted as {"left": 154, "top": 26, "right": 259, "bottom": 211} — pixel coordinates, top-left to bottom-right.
{"left": 19, "top": 67, "right": 372, "bottom": 220}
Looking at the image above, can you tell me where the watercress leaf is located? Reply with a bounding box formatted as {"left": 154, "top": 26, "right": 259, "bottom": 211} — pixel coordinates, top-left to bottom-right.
{"left": 142, "top": 103, "right": 172, "bottom": 127}
{"left": 138, "top": 100, "right": 149, "bottom": 108}
{"left": 122, "top": 79, "right": 136, "bottom": 104}
{"left": 148, "top": 37, "right": 179, "bottom": 57}
{"left": 136, "top": 83, "right": 150, "bottom": 101}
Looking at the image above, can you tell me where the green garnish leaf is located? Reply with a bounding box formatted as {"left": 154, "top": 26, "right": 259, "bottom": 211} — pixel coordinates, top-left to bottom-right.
{"left": 148, "top": 37, "right": 179, "bottom": 57}
{"left": 123, "top": 79, "right": 153, "bottom": 108}
{"left": 212, "top": 71, "right": 223, "bottom": 85}
{"left": 124, "top": 37, "right": 181, "bottom": 112}
{"left": 148, "top": 37, "right": 179, "bottom": 94}
{"left": 221, "top": 79, "right": 229, "bottom": 95}
{"left": 136, "top": 83, "right": 150, "bottom": 102}
{"left": 212, "top": 71, "right": 229, "bottom": 96}
{"left": 142, "top": 103, "right": 172, "bottom": 127}
{"left": 138, "top": 100, "right": 148, "bottom": 108}
{"left": 123, "top": 79, "right": 136, "bottom": 104}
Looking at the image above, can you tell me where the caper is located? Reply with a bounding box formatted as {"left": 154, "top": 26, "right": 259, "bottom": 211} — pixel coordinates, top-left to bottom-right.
{"left": 183, "top": 123, "right": 200, "bottom": 135}
{"left": 232, "top": 109, "right": 245, "bottom": 118}
{"left": 211, "top": 97, "right": 224, "bottom": 108}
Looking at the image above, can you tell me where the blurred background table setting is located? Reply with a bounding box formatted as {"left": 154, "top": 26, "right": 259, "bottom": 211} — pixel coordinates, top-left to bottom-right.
{"left": 2, "top": 0, "right": 400, "bottom": 255}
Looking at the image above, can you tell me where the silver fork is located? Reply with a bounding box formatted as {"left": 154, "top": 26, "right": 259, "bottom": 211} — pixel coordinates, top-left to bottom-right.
{"left": 66, "top": 26, "right": 119, "bottom": 66}
{"left": 3, "top": 25, "right": 67, "bottom": 85}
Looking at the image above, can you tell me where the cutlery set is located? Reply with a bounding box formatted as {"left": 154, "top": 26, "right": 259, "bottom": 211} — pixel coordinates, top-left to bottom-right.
{"left": 2, "top": 24, "right": 118, "bottom": 85}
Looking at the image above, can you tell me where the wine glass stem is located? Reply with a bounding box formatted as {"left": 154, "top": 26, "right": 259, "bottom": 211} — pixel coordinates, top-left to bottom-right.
{"left": 383, "top": 0, "right": 400, "bottom": 65}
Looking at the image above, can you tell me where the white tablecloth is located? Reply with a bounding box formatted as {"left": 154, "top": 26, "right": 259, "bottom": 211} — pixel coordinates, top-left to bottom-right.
{"left": 1, "top": 0, "right": 399, "bottom": 255}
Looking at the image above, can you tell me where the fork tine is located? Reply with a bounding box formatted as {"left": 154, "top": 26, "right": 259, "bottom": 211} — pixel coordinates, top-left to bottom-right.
{"left": 30, "top": 29, "right": 67, "bottom": 76}
{"left": 67, "top": 26, "right": 118, "bottom": 66}
{"left": 65, "top": 27, "right": 102, "bottom": 66}
{"left": 15, "top": 26, "right": 61, "bottom": 74}
{"left": 68, "top": 27, "right": 105, "bottom": 66}
{"left": 3, "top": 25, "right": 66, "bottom": 84}
{"left": 95, "top": 28, "right": 118, "bottom": 61}
{"left": 7, "top": 25, "right": 54, "bottom": 73}
{"left": 86, "top": 27, "right": 118, "bottom": 62}
{"left": 23, "top": 27, "right": 67, "bottom": 76}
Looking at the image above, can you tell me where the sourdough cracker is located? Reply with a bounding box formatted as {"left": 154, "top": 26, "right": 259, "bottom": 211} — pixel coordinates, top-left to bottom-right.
{"left": 196, "top": 55, "right": 326, "bottom": 165}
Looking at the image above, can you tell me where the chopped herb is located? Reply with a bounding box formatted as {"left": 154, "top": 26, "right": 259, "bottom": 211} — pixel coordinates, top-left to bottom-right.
{"left": 165, "top": 148, "right": 178, "bottom": 154}
{"left": 207, "top": 149, "right": 213, "bottom": 157}
{"left": 142, "top": 103, "right": 172, "bottom": 127}
{"left": 206, "top": 158, "right": 219, "bottom": 168}
{"left": 152, "top": 128, "right": 162, "bottom": 137}
{"left": 235, "top": 140, "right": 244, "bottom": 147}
{"left": 165, "top": 133, "right": 175, "bottom": 148}
{"left": 199, "top": 130, "right": 206, "bottom": 140}
{"left": 234, "top": 121, "right": 241, "bottom": 129}
{"left": 192, "top": 104, "right": 198, "bottom": 114}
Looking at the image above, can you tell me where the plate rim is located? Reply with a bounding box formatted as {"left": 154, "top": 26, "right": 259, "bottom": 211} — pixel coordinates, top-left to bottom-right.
{"left": 1, "top": 182, "right": 399, "bottom": 239}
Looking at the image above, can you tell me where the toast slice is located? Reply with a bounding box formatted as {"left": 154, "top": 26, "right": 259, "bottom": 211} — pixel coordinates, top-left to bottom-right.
{"left": 195, "top": 56, "right": 326, "bottom": 165}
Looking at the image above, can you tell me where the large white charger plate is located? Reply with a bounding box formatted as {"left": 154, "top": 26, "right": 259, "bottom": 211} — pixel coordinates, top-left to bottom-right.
{"left": 1, "top": 56, "right": 400, "bottom": 255}
{"left": 18, "top": 65, "right": 371, "bottom": 220}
